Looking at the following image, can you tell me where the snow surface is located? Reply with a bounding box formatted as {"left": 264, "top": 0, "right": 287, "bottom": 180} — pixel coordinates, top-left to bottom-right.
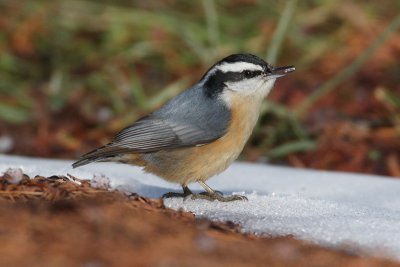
{"left": 1, "top": 154, "right": 400, "bottom": 259}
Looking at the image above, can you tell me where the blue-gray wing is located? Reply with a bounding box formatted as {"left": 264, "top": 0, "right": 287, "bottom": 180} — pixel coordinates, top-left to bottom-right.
{"left": 72, "top": 116, "right": 226, "bottom": 168}
{"left": 72, "top": 85, "right": 231, "bottom": 168}
{"left": 110, "top": 116, "right": 222, "bottom": 151}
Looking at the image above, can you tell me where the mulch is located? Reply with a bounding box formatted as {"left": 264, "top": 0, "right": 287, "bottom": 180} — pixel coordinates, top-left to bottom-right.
{"left": 0, "top": 171, "right": 399, "bottom": 267}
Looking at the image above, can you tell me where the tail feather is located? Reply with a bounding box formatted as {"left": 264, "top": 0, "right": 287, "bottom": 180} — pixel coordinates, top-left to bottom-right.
{"left": 72, "top": 157, "right": 102, "bottom": 168}
{"left": 72, "top": 144, "right": 132, "bottom": 168}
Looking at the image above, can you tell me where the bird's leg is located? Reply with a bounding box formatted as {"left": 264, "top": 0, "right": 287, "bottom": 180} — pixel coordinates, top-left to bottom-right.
{"left": 190, "top": 181, "right": 247, "bottom": 202}
{"left": 162, "top": 185, "right": 193, "bottom": 199}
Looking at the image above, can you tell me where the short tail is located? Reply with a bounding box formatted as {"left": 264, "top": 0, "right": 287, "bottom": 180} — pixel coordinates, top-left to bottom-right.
{"left": 72, "top": 144, "right": 132, "bottom": 168}
{"left": 72, "top": 156, "right": 105, "bottom": 168}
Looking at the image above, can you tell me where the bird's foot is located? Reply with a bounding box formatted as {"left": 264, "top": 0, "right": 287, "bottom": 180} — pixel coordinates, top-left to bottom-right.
{"left": 161, "top": 183, "right": 247, "bottom": 202}
{"left": 162, "top": 191, "right": 190, "bottom": 199}
{"left": 162, "top": 185, "right": 193, "bottom": 199}
{"left": 162, "top": 190, "right": 247, "bottom": 202}
{"left": 194, "top": 181, "right": 247, "bottom": 202}
{"left": 190, "top": 191, "right": 247, "bottom": 202}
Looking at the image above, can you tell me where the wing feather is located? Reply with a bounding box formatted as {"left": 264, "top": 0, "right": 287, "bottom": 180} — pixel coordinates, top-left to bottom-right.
{"left": 72, "top": 116, "right": 224, "bottom": 168}
{"left": 73, "top": 84, "right": 231, "bottom": 168}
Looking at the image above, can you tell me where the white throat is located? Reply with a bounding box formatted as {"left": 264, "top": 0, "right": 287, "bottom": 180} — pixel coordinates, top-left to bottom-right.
{"left": 226, "top": 77, "right": 275, "bottom": 97}
{"left": 220, "top": 78, "right": 276, "bottom": 110}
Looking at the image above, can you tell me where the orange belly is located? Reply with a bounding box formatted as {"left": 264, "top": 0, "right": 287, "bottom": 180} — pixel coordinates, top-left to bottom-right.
{"left": 125, "top": 94, "right": 262, "bottom": 185}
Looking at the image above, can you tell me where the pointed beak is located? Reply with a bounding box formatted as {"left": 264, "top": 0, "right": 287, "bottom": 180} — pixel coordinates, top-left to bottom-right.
{"left": 270, "top": 65, "right": 295, "bottom": 78}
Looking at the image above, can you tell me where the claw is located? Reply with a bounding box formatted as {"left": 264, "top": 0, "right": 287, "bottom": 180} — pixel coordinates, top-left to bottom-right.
{"left": 162, "top": 185, "right": 193, "bottom": 199}
{"left": 196, "top": 181, "right": 247, "bottom": 202}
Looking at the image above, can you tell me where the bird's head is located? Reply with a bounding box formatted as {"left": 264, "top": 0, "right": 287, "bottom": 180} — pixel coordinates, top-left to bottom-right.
{"left": 201, "top": 54, "right": 295, "bottom": 103}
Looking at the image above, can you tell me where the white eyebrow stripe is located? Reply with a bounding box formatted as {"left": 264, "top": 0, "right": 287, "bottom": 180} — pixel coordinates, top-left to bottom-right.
{"left": 216, "top": 62, "right": 263, "bottom": 73}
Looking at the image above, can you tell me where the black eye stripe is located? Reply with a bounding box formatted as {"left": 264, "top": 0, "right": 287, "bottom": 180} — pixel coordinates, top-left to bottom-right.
{"left": 243, "top": 70, "right": 262, "bottom": 78}
{"left": 203, "top": 69, "right": 263, "bottom": 98}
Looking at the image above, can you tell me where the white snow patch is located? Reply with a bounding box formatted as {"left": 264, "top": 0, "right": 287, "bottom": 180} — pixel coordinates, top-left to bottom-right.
{"left": 3, "top": 167, "right": 24, "bottom": 184}
{"left": 91, "top": 174, "right": 112, "bottom": 190}
{"left": 1, "top": 154, "right": 400, "bottom": 259}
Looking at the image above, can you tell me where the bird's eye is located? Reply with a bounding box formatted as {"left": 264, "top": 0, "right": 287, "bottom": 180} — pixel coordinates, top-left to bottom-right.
{"left": 243, "top": 70, "right": 252, "bottom": 78}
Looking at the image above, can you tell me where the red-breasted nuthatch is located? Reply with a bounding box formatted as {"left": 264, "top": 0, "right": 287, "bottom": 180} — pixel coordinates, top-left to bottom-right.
{"left": 73, "top": 54, "right": 295, "bottom": 202}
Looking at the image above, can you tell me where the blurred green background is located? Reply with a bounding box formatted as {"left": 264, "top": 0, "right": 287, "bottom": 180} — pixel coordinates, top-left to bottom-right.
{"left": 0, "top": 0, "right": 399, "bottom": 176}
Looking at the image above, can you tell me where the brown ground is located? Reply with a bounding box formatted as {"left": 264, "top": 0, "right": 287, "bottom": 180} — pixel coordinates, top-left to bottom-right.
{"left": 0, "top": 172, "right": 398, "bottom": 267}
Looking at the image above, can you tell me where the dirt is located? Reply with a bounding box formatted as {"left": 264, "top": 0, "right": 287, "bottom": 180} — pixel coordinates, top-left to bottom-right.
{"left": 0, "top": 173, "right": 398, "bottom": 267}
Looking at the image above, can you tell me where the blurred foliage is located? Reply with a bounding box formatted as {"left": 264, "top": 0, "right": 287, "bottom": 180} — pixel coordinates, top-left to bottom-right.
{"left": 0, "top": 0, "right": 400, "bottom": 175}
{"left": 375, "top": 88, "right": 400, "bottom": 132}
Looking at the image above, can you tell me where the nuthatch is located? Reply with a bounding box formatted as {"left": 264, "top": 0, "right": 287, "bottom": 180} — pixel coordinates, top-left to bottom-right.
{"left": 73, "top": 54, "right": 295, "bottom": 202}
